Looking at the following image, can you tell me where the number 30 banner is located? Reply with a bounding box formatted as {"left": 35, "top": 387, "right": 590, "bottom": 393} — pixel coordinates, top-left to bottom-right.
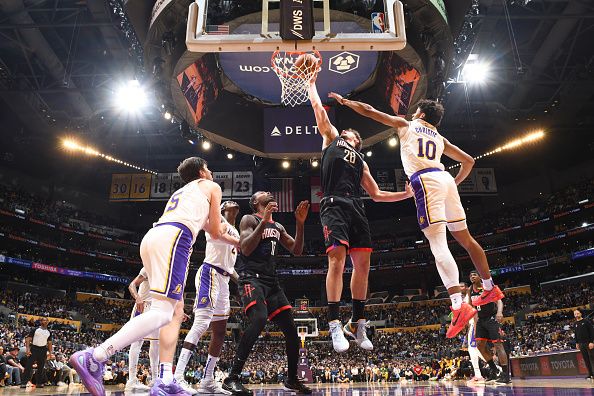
{"left": 110, "top": 171, "right": 253, "bottom": 201}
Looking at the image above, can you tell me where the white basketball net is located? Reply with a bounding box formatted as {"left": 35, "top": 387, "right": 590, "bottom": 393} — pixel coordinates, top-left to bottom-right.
{"left": 271, "top": 51, "right": 322, "bottom": 107}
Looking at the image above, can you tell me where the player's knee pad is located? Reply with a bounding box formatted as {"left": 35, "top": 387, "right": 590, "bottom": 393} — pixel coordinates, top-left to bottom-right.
{"left": 184, "top": 310, "right": 213, "bottom": 344}
{"left": 149, "top": 298, "right": 177, "bottom": 327}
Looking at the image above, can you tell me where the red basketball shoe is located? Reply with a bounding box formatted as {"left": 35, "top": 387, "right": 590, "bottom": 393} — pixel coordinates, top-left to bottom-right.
{"left": 473, "top": 285, "right": 505, "bottom": 306}
{"left": 446, "top": 303, "right": 477, "bottom": 338}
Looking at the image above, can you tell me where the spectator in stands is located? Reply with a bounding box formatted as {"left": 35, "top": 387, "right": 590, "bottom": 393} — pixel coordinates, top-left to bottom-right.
{"left": 5, "top": 347, "right": 23, "bottom": 386}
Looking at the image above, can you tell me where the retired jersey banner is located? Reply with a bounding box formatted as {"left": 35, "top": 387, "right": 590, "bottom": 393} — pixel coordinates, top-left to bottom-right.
{"left": 111, "top": 172, "right": 252, "bottom": 201}
{"left": 213, "top": 172, "right": 233, "bottom": 198}
{"left": 232, "top": 171, "right": 253, "bottom": 197}
{"left": 310, "top": 177, "right": 322, "bottom": 212}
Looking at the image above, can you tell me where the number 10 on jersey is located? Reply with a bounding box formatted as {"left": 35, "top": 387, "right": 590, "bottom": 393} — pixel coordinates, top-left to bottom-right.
{"left": 417, "top": 138, "right": 437, "bottom": 160}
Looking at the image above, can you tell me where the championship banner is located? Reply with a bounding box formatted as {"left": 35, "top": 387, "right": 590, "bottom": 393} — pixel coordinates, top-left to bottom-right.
{"left": 362, "top": 168, "right": 396, "bottom": 199}
{"left": 129, "top": 174, "right": 151, "bottom": 201}
{"left": 395, "top": 168, "right": 498, "bottom": 195}
{"left": 213, "top": 172, "right": 233, "bottom": 198}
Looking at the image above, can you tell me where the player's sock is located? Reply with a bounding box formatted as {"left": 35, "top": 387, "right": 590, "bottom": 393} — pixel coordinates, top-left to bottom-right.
{"left": 174, "top": 348, "right": 193, "bottom": 378}
{"left": 327, "top": 302, "right": 340, "bottom": 322}
{"left": 159, "top": 362, "right": 174, "bottom": 385}
{"left": 204, "top": 355, "right": 219, "bottom": 380}
{"left": 468, "top": 347, "right": 482, "bottom": 377}
{"left": 128, "top": 339, "right": 142, "bottom": 380}
{"left": 424, "top": 226, "right": 460, "bottom": 293}
{"left": 482, "top": 277, "right": 495, "bottom": 291}
{"left": 487, "top": 359, "right": 497, "bottom": 372}
{"left": 93, "top": 299, "right": 175, "bottom": 362}
{"left": 351, "top": 299, "right": 366, "bottom": 323}
{"left": 449, "top": 292, "right": 462, "bottom": 310}
{"left": 149, "top": 340, "right": 159, "bottom": 382}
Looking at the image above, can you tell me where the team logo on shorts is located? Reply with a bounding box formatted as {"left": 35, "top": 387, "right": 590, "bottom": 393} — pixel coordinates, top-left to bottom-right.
{"left": 172, "top": 284, "right": 183, "bottom": 294}
{"left": 200, "top": 296, "right": 208, "bottom": 304}
{"left": 323, "top": 225, "right": 332, "bottom": 241}
{"left": 419, "top": 216, "right": 426, "bottom": 225}
{"left": 244, "top": 284, "right": 256, "bottom": 298}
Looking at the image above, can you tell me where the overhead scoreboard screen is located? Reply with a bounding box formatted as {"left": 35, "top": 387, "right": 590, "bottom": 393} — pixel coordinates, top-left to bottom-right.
{"left": 109, "top": 171, "right": 253, "bottom": 202}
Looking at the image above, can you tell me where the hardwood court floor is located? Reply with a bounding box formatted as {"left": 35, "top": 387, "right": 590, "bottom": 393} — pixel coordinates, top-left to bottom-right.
{"left": 0, "top": 379, "right": 592, "bottom": 396}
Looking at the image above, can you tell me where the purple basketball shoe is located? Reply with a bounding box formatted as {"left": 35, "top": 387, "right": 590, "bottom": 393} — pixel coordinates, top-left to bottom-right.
{"left": 69, "top": 348, "right": 105, "bottom": 396}
{"left": 150, "top": 379, "right": 193, "bottom": 396}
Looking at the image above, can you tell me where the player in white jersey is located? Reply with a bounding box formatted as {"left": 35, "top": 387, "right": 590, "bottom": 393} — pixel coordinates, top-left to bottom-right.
{"left": 460, "top": 282, "right": 485, "bottom": 384}
{"left": 175, "top": 201, "right": 241, "bottom": 395}
{"left": 71, "top": 157, "right": 230, "bottom": 396}
{"left": 328, "top": 93, "right": 504, "bottom": 338}
{"left": 125, "top": 268, "right": 159, "bottom": 391}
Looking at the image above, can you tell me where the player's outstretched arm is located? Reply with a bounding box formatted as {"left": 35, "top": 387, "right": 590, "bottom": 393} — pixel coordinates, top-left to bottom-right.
{"left": 329, "top": 92, "right": 409, "bottom": 133}
{"left": 309, "top": 82, "right": 338, "bottom": 148}
{"left": 443, "top": 138, "right": 475, "bottom": 185}
{"left": 361, "top": 162, "right": 413, "bottom": 202}
{"left": 279, "top": 200, "right": 309, "bottom": 255}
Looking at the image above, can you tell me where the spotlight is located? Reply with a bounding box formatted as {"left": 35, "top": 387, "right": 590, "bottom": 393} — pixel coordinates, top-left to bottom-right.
{"left": 583, "top": 222, "right": 588, "bottom": 227}
{"left": 388, "top": 137, "right": 398, "bottom": 147}
{"left": 115, "top": 80, "right": 148, "bottom": 111}
{"left": 163, "top": 111, "right": 172, "bottom": 120}
{"left": 188, "top": 140, "right": 195, "bottom": 145}
{"left": 366, "top": 150, "right": 372, "bottom": 157}
{"left": 62, "top": 139, "right": 79, "bottom": 150}
{"left": 202, "top": 140, "right": 211, "bottom": 150}
{"left": 311, "top": 159, "right": 319, "bottom": 168}
{"left": 282, "top": 160, "right": 290, "bottom": 169}
{"left": 227, "top": 153, "right": 234, "bottom": 160}
{"left": 462, "top": 59, "right": 490, "bottom": 84}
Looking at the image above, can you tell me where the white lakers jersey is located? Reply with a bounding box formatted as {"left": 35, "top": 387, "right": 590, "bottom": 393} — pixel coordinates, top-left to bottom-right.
{"left": 155, "top": 178, "right": 210, "bottom": 242}
{"left": 137, "top": 267, "right": 151, "bottom": 302}
{"left": 204, "top": 218, "right": 239, "bottom": 274}
{"left": 400, "top": 119, "right": 445, "bottom": 177}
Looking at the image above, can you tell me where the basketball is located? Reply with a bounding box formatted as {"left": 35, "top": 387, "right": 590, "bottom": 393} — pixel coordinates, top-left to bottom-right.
{"left": 295, "top": 53, "right": 319, "bottom": 73}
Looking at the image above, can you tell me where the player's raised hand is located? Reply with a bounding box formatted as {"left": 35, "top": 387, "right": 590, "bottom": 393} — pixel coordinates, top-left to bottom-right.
{"left": 328, "top": 92, "right": 344, "bottom": 104}
{"left": 263, "top": 201, "right": 278, "bottom": 223}
{"left": 294, "top": 200, "right": 310, "bottom": 224}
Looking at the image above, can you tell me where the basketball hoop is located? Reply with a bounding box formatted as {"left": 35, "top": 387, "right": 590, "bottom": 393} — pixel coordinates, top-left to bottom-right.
{"left": 271, "top": 50, "right": 322, "bottom": 107}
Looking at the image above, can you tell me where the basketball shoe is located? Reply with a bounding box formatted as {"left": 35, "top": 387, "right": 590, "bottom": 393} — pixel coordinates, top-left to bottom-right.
{"left": 283, "top": 378, "right": 312, "bottom": 394}
{"left": 197, "top": 378, "right": 231, "bottom": 395}
{"left": 446, "top": 303, "right": 477, "bottom": 338}
{"left": 222, "top": 375, "right": 252, "bottom": 396}
{"left": 150, "top": 379, "right": 192, "bottom": 396}
{"left": 472, "top": 285, "right": 505, "bottom": 306}
{"left": 174, "top": 378, "right": 197, "bottom": 395}
{"left": 329, "top": 320, "right": 349, "bottom": 352}
{"left": 343, "top": 319, "right": 373, "bottom": 351}
{"left": 69, "top": 348, "right": 105, "bottom": 396}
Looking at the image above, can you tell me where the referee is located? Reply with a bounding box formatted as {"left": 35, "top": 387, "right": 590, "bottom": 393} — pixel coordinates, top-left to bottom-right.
{"left": 573, "top": 309, "right": 594, "bottom": 380}
{"left": 21, "top": 317, "right": 53, "bottom": 388}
